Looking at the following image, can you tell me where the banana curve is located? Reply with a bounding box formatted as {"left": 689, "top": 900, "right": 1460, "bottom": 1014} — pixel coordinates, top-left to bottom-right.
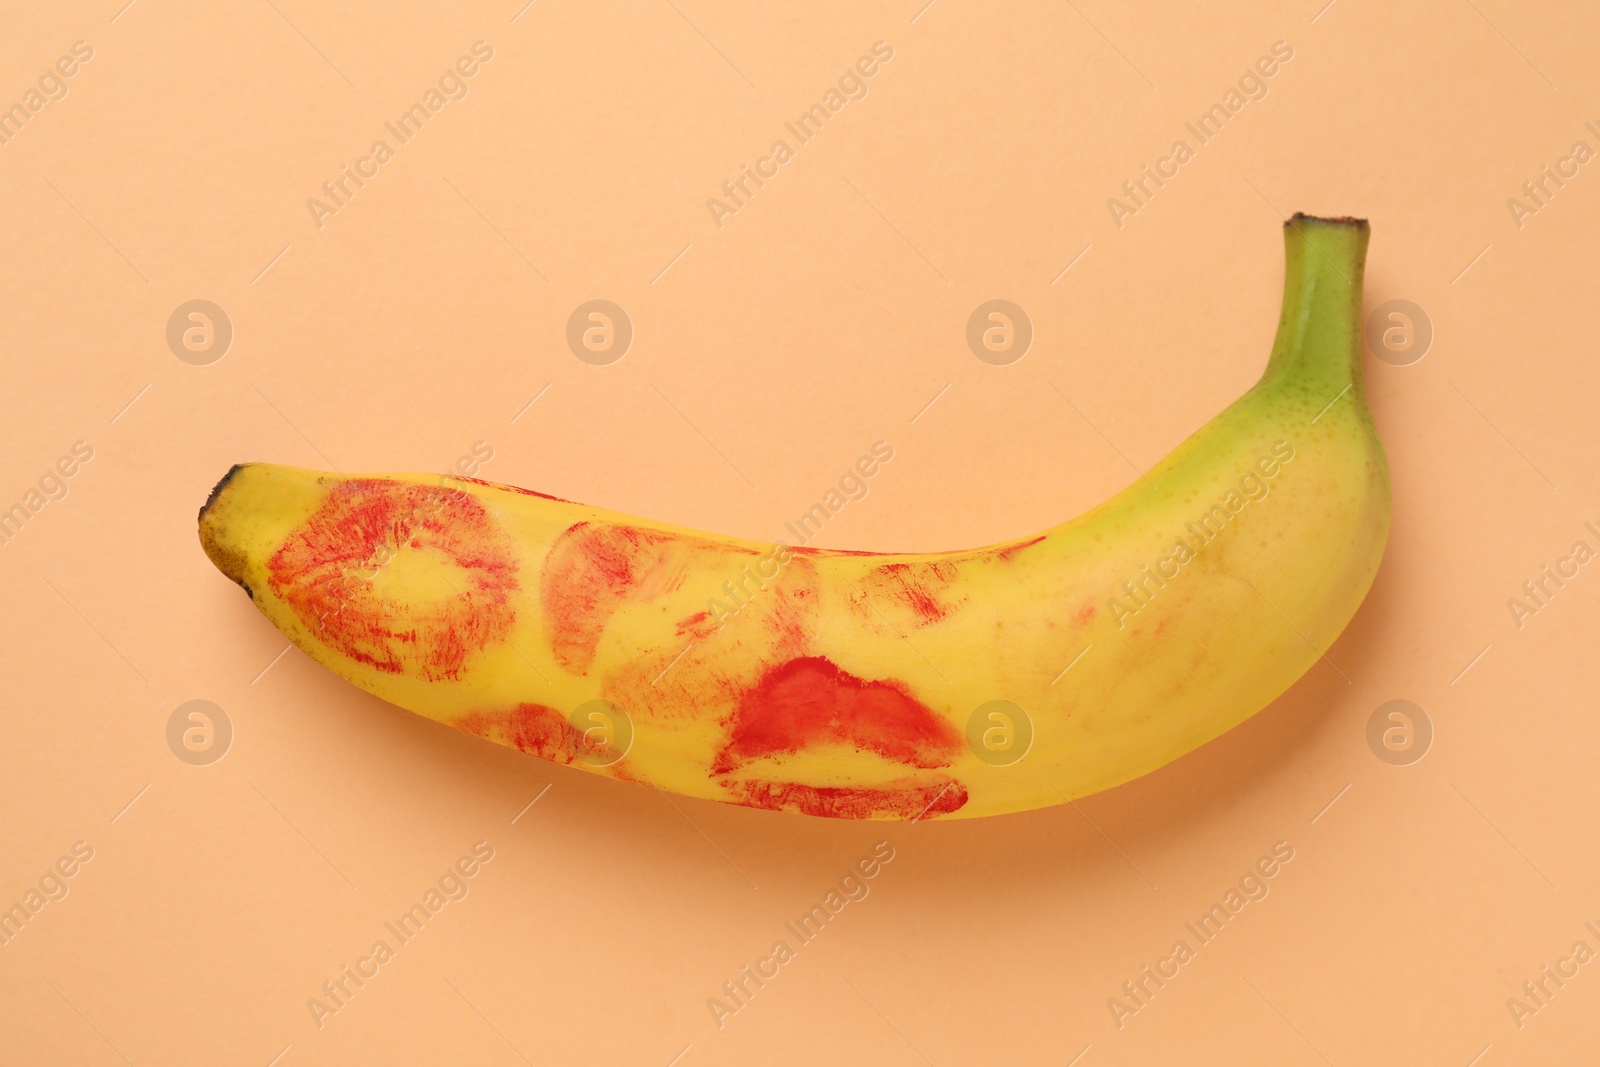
{"left": 198, "top": 215, "right": 1388, "bottom": 820}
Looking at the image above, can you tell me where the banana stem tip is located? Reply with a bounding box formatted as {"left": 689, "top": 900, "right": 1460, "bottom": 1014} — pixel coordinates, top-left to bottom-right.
{"left": 1288, "top": 212, "right": 1369, "bottom": 229}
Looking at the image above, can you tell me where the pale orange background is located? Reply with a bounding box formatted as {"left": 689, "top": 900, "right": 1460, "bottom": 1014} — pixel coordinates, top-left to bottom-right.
{"left": 1, "top": 1, "right": 1596, "bottom": 1064}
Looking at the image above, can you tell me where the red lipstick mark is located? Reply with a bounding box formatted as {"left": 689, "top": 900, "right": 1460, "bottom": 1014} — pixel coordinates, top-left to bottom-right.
{"left": 861, "top": 559, "right": 964, "bottom": 624}
{"left": 728, "top": 778, "right": 967, "bottom": 820}
{"left": 267, "top": 479, "right": 518, "bottom": 681}
{"left": 710, "top": 657, "right": 968, "bottom": 819}
{"left": 542, "top": 523, "right": 676, "bottom": 673}
{"left": 597, "top": 555, "right": 822, "bottom": 732}
{"left": 715, "top": 656, "right": 960, "bottom": 772}
{"left": 541, "top": 522, "right": 755, "bottom": 674}
{"left": 455, "top": 703, "right": 594, "bottom": 765}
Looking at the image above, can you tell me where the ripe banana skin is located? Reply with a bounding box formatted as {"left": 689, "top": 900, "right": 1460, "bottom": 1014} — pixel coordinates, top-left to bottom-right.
{"left": 199, "top": 216, "right": 1388, "bottom": 820}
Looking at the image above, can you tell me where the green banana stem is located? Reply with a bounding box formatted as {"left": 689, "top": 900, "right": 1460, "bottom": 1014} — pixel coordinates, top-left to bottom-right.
{"left": 1259, "top": 214, "right": 1370, "bottom": 402}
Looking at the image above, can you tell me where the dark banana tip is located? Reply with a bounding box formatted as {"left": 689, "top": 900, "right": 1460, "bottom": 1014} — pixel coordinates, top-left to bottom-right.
{"left": 198, "top": 463, "right": 255, "bottom": 599}
{"left": 198, "top": 463, "right": 250, "bottom": 525}
{"left": 1288, "top": 212, "right": 1369, "bottom": 229}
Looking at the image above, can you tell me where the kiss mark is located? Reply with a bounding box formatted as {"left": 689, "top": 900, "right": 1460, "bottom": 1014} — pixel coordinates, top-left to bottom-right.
{"left": 714, "top": 656, "right": 960, "bottom": 772}
{"left": 543, "top": 524, "right": 680, "bottom": 673}
{"left": 267, "top": 479, "right": 518, "bottom": 681}
{"left": 710, "top": 656, "right": 968, "bottom": 819}
{"left": 541, "top": 522, "right": 756, "bottom": 674}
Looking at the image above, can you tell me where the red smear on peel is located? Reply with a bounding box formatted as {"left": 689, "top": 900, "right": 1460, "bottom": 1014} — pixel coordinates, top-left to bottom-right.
{"left": 599, "top": 555, "right": 822, "bottom": 730}
{"left": 728, "top": 778, "right": 967, "bottom": 819}
{"left": 714, "top": 656, "right": 960, "bottom": 773}
{"left": 541, "top": 523, "right": 676, "bottom": 673}
{"left": 450, "top": 475, "right": 577, "bottom": 506}
{"left": 786, "top": 544, "right": 884, "bottom": 557}
{"left": 455, "top": 703, "right": 591, "bottom": 765}
{"left": 267, "top": 479, "right": 517, "bottom": 681}
{"left": 993, "top": 534, "right": 1046, "bottom": 561}
{"left": 710, "top": 656, "right": 969, "bottom": 819}
{"left": 791, "top": 534, "right": 1044, "bottom": 563}
{"left": 540, "top": 522, "right": 756, "bottom": 674}
{"left": 862, "top": 559, "right": 964, "bottom": 624}
{"left": 676, "top": 610, "right": 713, "bottom": 637}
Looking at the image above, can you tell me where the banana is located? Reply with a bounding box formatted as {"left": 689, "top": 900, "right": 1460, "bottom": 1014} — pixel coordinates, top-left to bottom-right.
{"left": 199, "top": 215, "right": 1388, "bottom": 820}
